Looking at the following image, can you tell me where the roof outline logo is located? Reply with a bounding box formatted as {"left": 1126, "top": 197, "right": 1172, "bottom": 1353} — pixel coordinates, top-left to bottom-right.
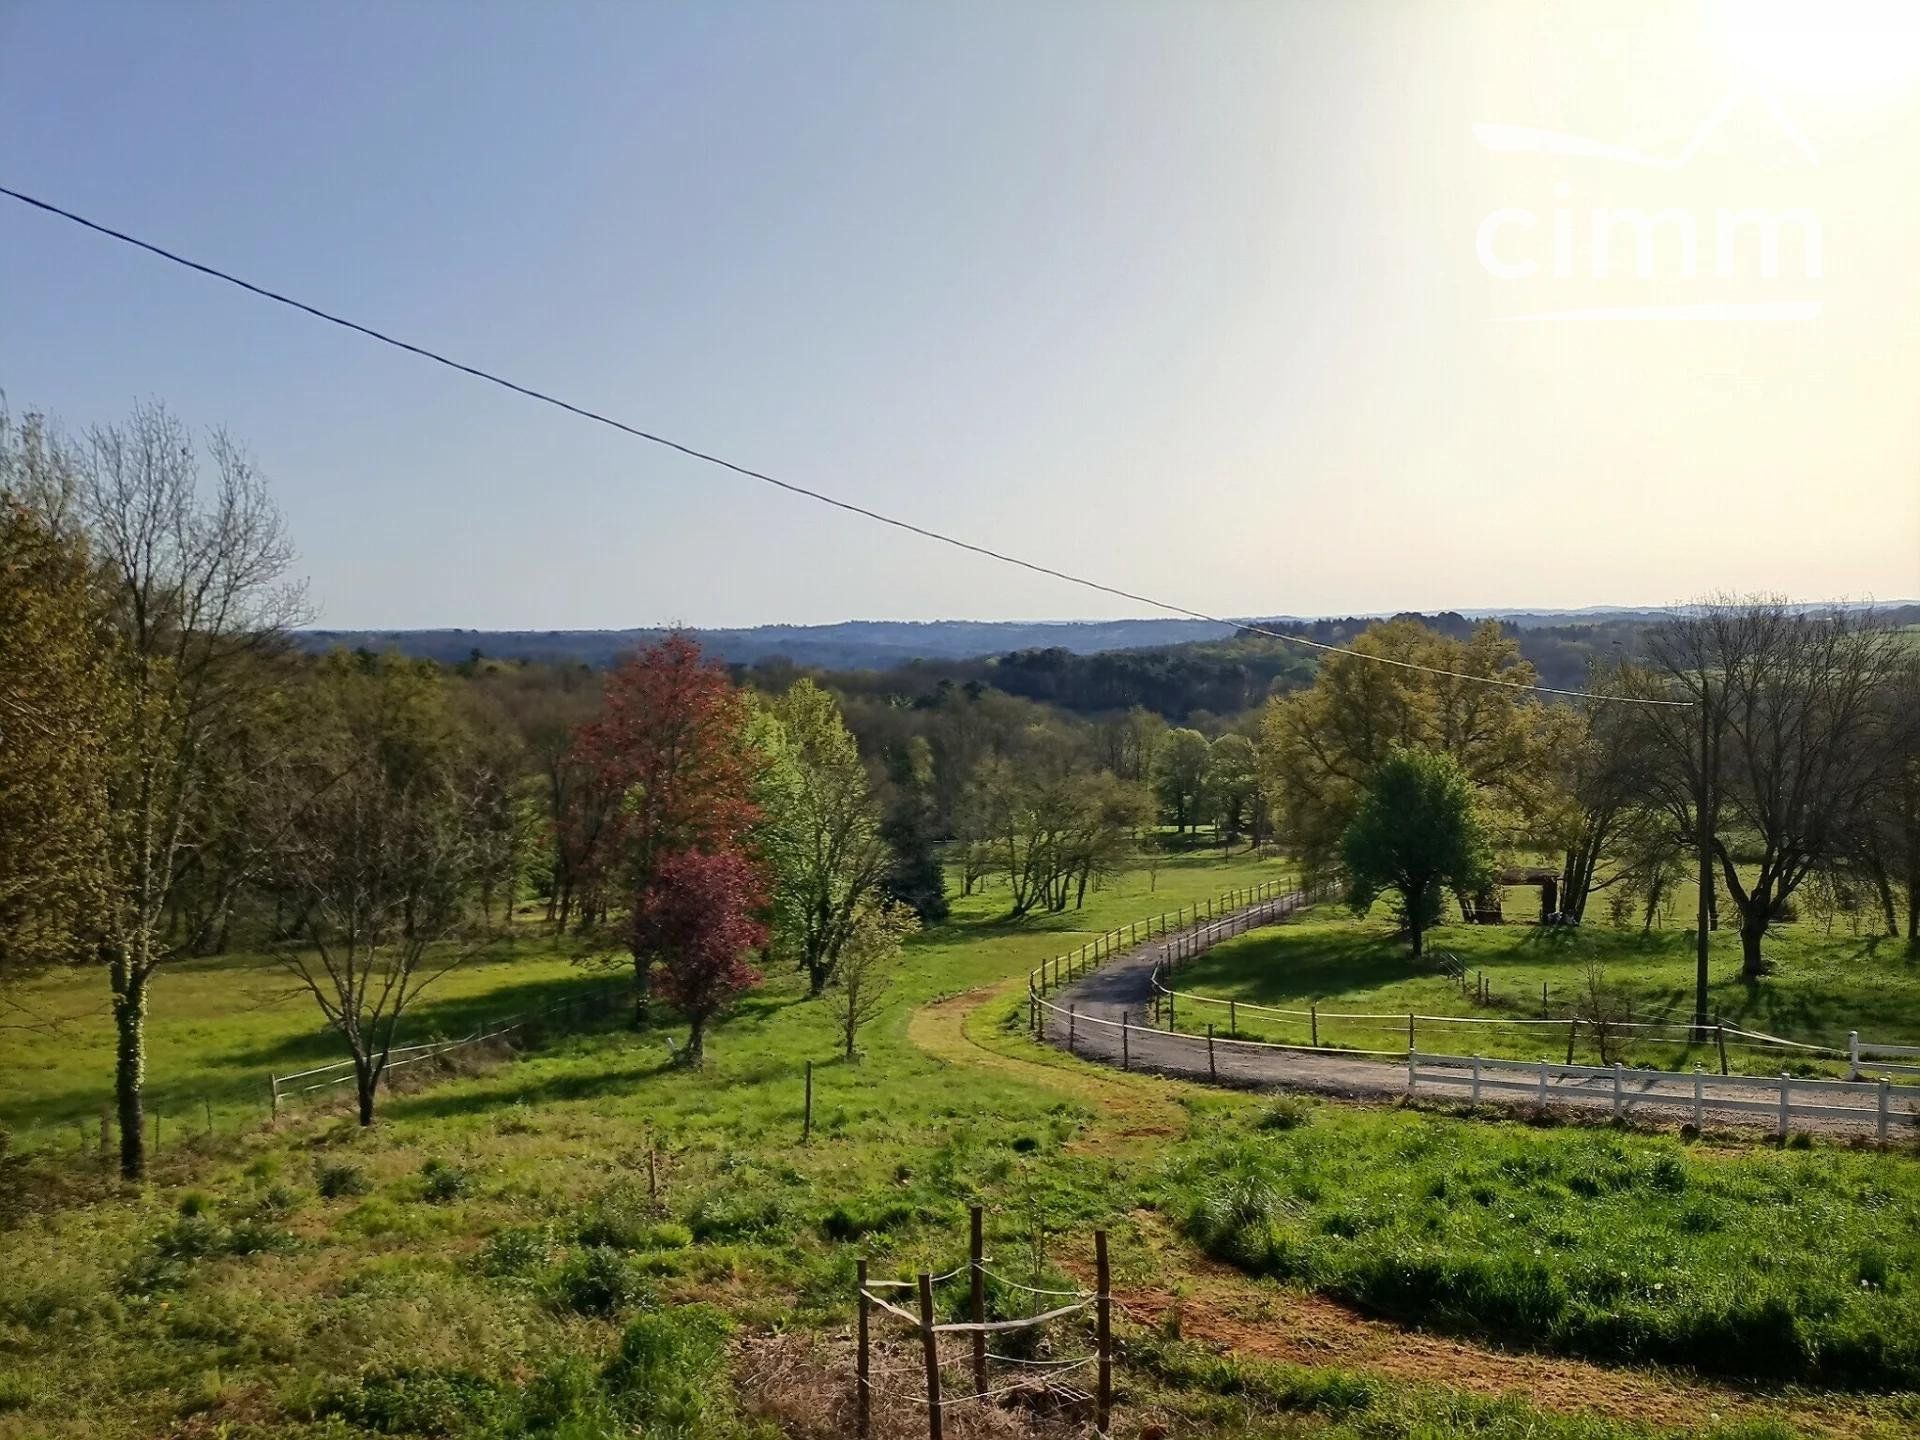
{"left": 1472, "top": 83, "right": 1818, "bottom": 171}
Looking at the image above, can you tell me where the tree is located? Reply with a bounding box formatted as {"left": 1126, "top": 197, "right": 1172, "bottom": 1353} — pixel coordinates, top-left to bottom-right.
{"left": 1259, "top": 619, "right": 1541, "bottom": 876}
{"left": 266, "top": 659, "right": 499, "bottom": 1125}
{"left": 1343, "top": 747, "right": 1493, "bottom": 960}
{"left": 76, "top": 403, "right": 306, "bottom": 1179}
{"left": 756, "top": 679, "right": 890, "bottom": 996}
{"left": 1155, "top": 727, "right": 1212, "bottom": 835}
{"left": 829, "top": 897, "right": 918, "bottom": 1059}
{"left": 0, "top": 435, "right": 111, "bottom": 1011}
{"left": 634, "top": 848, "right": 768, "bottom": 1064}
{"left": 1206, "top": 733, "right": 1259, "bottom": 849}
{"left": 878, "top": 735, "right": 949, "bottom": 924}
{"left": 573, "top": 637, "right": 760, "bottom": 1022}
{"left": 1638, "top": 599, "right": 1907, "bottom": 982}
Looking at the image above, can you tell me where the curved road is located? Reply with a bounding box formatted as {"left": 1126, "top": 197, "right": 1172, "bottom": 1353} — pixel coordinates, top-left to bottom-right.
{"left": 1039, "top": 894, "right": 1918, "bottom": 1139}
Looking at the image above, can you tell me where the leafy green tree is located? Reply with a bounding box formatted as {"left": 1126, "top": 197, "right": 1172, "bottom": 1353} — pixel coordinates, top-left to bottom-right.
{"left": 0, "top": 458, "right": 111, "bottom": 1002}
{"left": 756, "top": 679, "right": 890, "bottom": 995}
{"left": 1206, "top": 733, "right": 1259, "bottom": 848}
{"left": 879, "top": 735, "right": 948, "bottom": 924}
{"left": 1155, "top": 727, "right": 1212, "bottom": 835}
{"left": 1343, "top": 747, "right": 1493, "bottom": 960}
{"left": 829, "top": 896, "right": 918, "bottom": 1059}
{"left": 1259, "top": 619, "right": 1540, "bottom": 878}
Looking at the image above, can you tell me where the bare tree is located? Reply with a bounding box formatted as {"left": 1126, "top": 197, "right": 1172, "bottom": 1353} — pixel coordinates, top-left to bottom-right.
{"left": 78, "top": 402, "right": 305, "bottom": 1178}
{"left": 1640, "top": 599, "right": 1907, "bottom": 989}
{"left": 267, "top": 660, "right": 497, "bottom": 1126}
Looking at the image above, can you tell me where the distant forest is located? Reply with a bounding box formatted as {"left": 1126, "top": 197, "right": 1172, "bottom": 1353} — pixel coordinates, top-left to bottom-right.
{"left": 316, "top": 606, "right": 1920, "bottom": 725}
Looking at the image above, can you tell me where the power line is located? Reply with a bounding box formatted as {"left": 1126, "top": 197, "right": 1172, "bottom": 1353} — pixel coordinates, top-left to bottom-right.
{"left": 1, "top": 182, "right": 1689, "bottom": 706}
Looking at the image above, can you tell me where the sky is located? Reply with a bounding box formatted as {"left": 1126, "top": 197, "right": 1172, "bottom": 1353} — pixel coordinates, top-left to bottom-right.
{"left": 2, "top": 0, "right": 1917, "bottom": 630}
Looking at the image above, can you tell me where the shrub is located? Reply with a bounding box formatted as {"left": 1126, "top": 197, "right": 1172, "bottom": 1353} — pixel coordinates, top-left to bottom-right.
{"left": 316, "top": 1161, "right": 370, "bottom": 1199}
{"left": 1256, "top": 1096, "right": 1313, "bottom": 1131}
{"left": 549, "top": 1246, "right": 651, "bottom": 1318}
{"left": 305, "top": 1366, "right": 508, "bottom": 1435}
{"left": 421, "top": 1158, "right": 474, "bottom": 1203}
{"left": 575, "top": 1183, "right": 654, "bottom": 1250}
{"left": 479, "top": 1224, "right": 557, "bottom": 1279}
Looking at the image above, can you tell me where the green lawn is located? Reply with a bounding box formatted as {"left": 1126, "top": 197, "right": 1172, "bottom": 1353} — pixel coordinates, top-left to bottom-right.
{"left": 3, "top": 853, "right": 1918, "bottom": 1439}
{"left": 1164, "top": 908, "right": 1920, "bottom": 1075}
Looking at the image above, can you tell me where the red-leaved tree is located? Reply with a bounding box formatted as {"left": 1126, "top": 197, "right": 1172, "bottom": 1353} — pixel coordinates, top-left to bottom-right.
{"left": 634, "top": 848, "right": 768, "bottom": 1064}
{"left": 570, "top": 635, "right": 761, "bottom": 1020}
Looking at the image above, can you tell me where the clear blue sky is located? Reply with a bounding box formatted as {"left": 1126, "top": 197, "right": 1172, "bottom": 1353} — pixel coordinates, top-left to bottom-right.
{"left": 3, "top": 1, "right": 1916, "bottom": 628}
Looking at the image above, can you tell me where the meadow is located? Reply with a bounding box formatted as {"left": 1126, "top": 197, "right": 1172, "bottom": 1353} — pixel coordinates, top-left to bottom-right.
{"left": 1160, "top": 907, "right": 1920, "bottom": 1075}
{"left": 3, "top": 853, "right": 1919, "bottom": 1440}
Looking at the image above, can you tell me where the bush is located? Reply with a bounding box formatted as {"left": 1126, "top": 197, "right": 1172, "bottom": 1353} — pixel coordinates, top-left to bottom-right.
{"left": 479, "top": 1223, "right": 557, "bottom": 1279}
{"left": 1256, "top": 1097, "right": 1314, "bottom": 1131}
{"left": 549, "top": 1246, "right": 651, "bottom": 1318}
{"left": 316, "top": 1161, "right": 370, "bottom": 1199}
{"left": 575, "top": 1183, "right": 655, "bottom": 1249}
{"left": 420, "top": 1158, "right": 473, "bottom": 1203}
{"left": 305, "top": 1366, "right": 509, "bottom": 1435}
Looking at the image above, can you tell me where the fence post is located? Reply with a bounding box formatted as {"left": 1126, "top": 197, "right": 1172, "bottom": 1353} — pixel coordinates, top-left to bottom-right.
{"left": 1778, "top": 1073, "right": 1790, "bottom": 1139}
{"left": 1407, "top": 1012, "right": 1415, "bottom": 1054}
{"left": 856, "top": 1257, "right": 871, "bottom": 1438}
{"left": 269, "top": 1077, "right": 280, "bottom": 1123}
{"left": 1692, "top": 1065, "right": 1704, "bottom": 1129}
{"left": 1716, "top": 1020, "right": 1729, "bottom": 1076}
{"left": 1407, "top": 1048, "right": 1416, "bottom": 1093}
{"left": 1095, "top": 1230, "right": 1112, "bottom": 1436}
{"left": 1541, "top": 981, "right": 1549, "bottom": 1019}
{"left": 1069, "top": 1004, "right": 1077, "bottom": 1054}
{"left": 917, "top": 1272, "right": 942, "bottom": 1440}
{"left": 1310, "top": 1002, "right": 1318, "bottom": 1049}
{"left": 1612, "top": 1061, "right": 1623, "bottom": 1120}
{"left": 1537, "top": 1058, "right": 1547, "bottom": 1106}
{"left": 1230, "top": 999, "right": 1238, "bottom": 1037}
{"left": 1121, "top": 1012, "right": 1131, "bottom": 1071}
{"left": 1471, "top": 1055, "right": 1482, "bottom": 1104}
{"left": 1166, "top": 985, "right": 1175, "bottom": 1034}
{"left": 1849, "top": 1030, "right": 1861, "bottom": 1081}
{"left": 1566, "top": 1019, "right": 1578, "bottom": 1065}
{"left": 1879, "top": 1079, "right": 1891, "bottom": 1143}
{"left": 1207, "top": 1023, "right": 1217, "bottom": 1081}
{"left": 803, "top": 1060, "right": 814, "bottom": 1143}
{"left": 970, "top": 1205, "right": 987, "bottom": 1400}
{"left": 203, "top": 1097, "right": 213, "bottom": 1136}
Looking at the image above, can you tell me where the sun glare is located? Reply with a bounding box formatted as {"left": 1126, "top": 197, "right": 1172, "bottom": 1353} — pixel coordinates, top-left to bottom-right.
{"left": 1716, "top": 0, "right": 1920, "bottom": 101}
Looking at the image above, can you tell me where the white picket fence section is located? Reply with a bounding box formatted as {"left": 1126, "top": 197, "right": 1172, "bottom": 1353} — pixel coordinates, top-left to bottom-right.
{"left": 1409, "top": 1051, "right": 1920, "bottom": 1141}
{"left": 1849, "top": 1033, "right": 1920, "bottom": 1080}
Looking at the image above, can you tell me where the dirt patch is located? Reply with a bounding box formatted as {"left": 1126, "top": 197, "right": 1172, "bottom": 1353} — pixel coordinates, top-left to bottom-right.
{"left": 907, "top": 979, "right": 1190, "bottom": 1137}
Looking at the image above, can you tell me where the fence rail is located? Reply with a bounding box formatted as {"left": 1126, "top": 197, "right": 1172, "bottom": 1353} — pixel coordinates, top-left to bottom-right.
{"left": 856, "top": 1206, "right": 1112, "bottom": 1439}
{"left": 1409, "top": 1051, "right": 1919, "bottom": 1141}
{"left": 269, "top": 982, "right": 634, "bottom": 1115}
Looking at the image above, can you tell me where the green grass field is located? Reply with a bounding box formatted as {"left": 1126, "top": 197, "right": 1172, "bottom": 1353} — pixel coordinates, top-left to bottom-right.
{"left": 1163, "top": 907, "right": 1920, "bottom": 1075}
{"left": 4, "top": 854, "right": 1919, "bottom": 1439}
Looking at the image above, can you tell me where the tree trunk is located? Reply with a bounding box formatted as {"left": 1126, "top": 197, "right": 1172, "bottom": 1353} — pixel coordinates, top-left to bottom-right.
{"left": 631, "top": 950, "right": 652, "bottom": 1026}
{"left": 108, "top": 943, "right": 148, "bottom": 1181}
{"left": 685, "top": 1014, "right": 706, "bottom": 1066}
{"left": 1869, "top": 861, "right": 1898, "bottom": 938}
{"left": 355, "top": 1059, "right": 377, "bottom": 1127}
{"left": 1739, "top": 916, "right": 1768, "bottom": 981}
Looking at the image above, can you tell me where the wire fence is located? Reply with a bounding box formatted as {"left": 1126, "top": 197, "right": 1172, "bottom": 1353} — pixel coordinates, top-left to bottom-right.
{"left": 856, "top": 1205, "right": 1112, "bottom": 1440}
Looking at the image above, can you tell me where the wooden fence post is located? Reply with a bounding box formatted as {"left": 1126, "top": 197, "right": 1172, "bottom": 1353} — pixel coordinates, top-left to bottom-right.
{"left": 1309, "top": 1002, "right": 1318, "bottom": 1048}
{"left": 1692, "top": 1065, "right": 1704, "bottom": 1129}
{"left": 1879, "top": 1080, "right": 1891, "bottom": 1143}
{"left": 970, "top": 1205, "right": 987, "bottom": 1399}
{"left": 269, "top": 1078, "right": 280, "bottom": 1123}
{"left": 803, "top": 1061, "right": 814, "bottom": 1143}
{"left": 203, "top": 1097, "right": 213, "bottom": 1135}
{"left": 1716, "top": 1019, "right": 1729, "bottom": 1076}
{"left": 1541, "top": 981, "right": 1549, "bottom": 1018}
{"left": 1471, "top": 1055, "right": 1482, "bottom": 1104}
{"left": 1230, "top": 999, "right": 1238, "bottom": 1037}
{"left": 1207, "top": 1023, "right": 1216, "bottom": 1081}
{"left": 1121, "top": 1012, "right": 1130, "bottom": 1071}
{"left": 917, "top": 1271, "right": 943, "bottom": 1440}
{"left": 1566, "top": 1019, "right": 1578, "bottom": 1064}
{"left": 856, "top": 1258, "right": 871, "bottom": 1438}
{"left": 1407, "top": 1012, "right": 1415, "bottom": 1054}
{"left": 1612, "top": 1061, "right": 1623, "bottom": 1119}
{"left": 1778, "top": 1073, "right": 1790, "bottom": 1138}
{"left": 1095, "top": 1230, "right": 1112, "bottom": 1436}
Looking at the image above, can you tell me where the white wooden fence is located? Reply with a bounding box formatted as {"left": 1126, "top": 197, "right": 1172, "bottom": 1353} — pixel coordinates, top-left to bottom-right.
{"left": 1850, "top": 1032, "right": 1920, "bottom": 1081}
{"left": 1409, "top": 1051, "right": 1919, "bottom": 1141}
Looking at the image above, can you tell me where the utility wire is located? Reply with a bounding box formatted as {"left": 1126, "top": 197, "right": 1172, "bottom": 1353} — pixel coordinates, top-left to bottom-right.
{"left": 0, "top": 183, "right": 1689, "bottom": 706}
